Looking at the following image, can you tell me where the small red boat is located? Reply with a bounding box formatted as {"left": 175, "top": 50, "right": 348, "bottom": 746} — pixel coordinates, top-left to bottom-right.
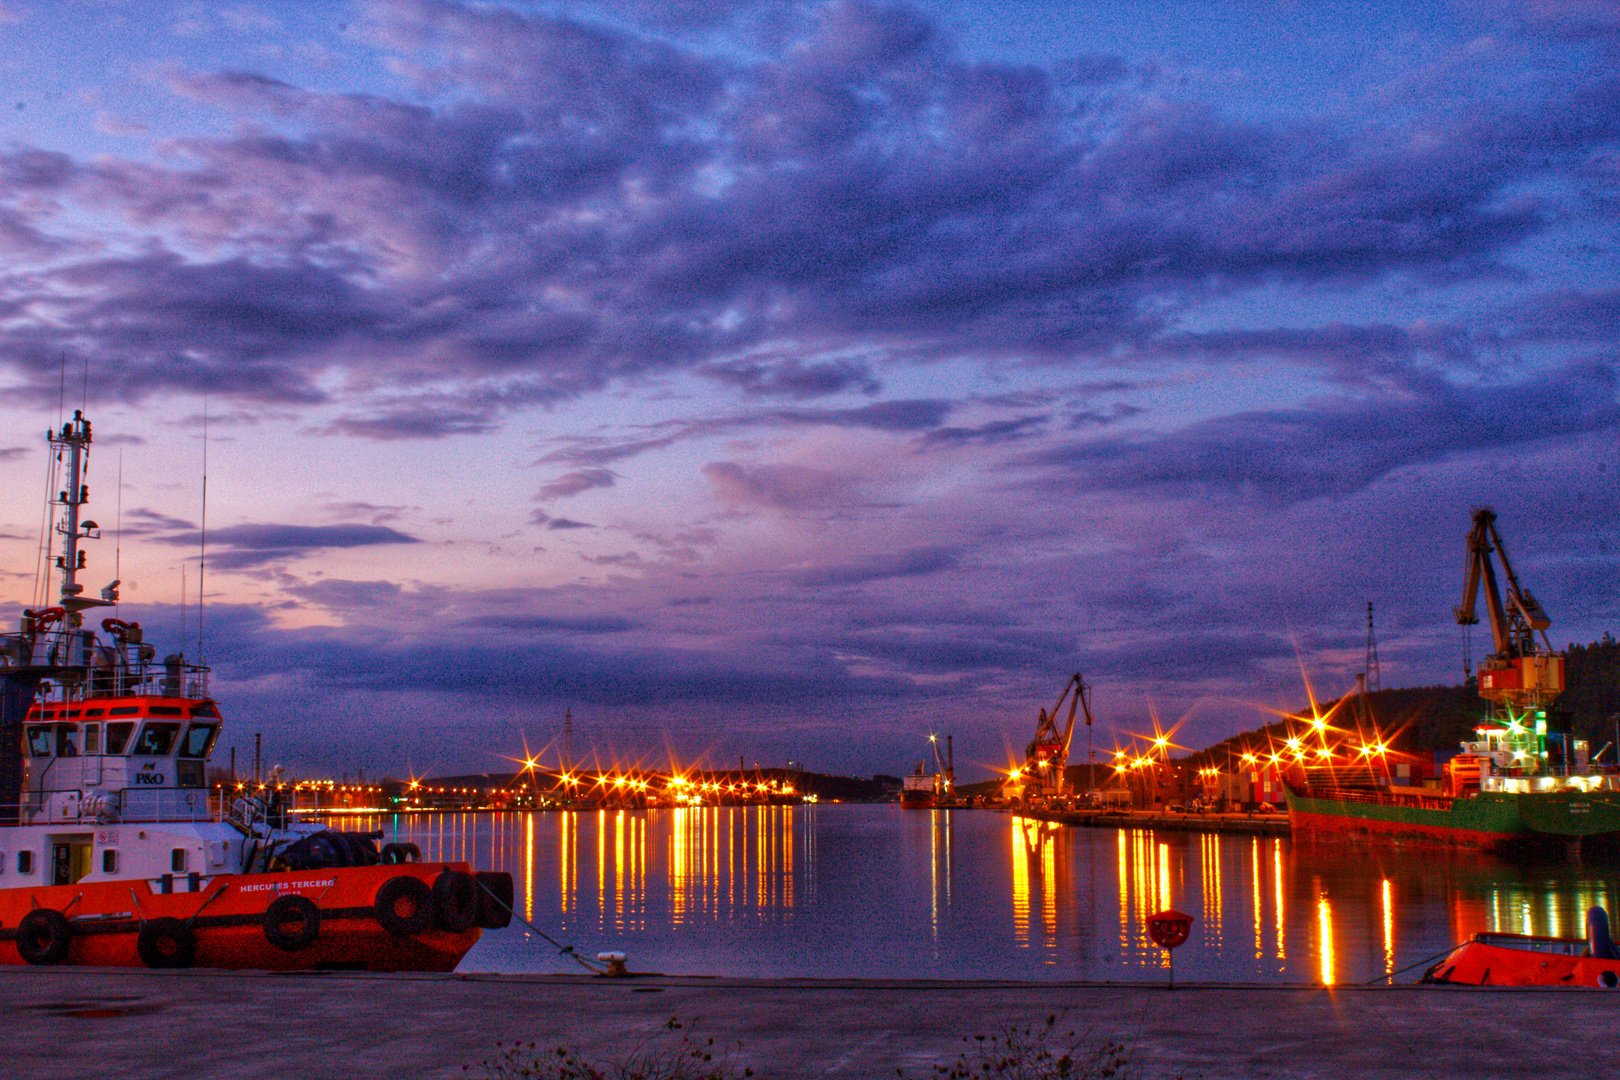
{"left": 1423, "top": 906, "right": 1620, "bottom": 989}
{"left": 0, "top": 410, "right": 512, "bottom": 971}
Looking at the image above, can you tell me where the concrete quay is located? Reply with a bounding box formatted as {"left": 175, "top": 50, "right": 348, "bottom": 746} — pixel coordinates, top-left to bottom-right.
{"left": 1023, "top": 807, "right": 1291, "bottom": 836}
{"left": 0, "top": 967, "right": 1613, "bottom": 1079}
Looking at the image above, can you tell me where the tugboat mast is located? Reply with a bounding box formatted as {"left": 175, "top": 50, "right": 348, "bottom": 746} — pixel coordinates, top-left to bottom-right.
{"left": 48, "top": 410, "right": 117, "bottom": 630}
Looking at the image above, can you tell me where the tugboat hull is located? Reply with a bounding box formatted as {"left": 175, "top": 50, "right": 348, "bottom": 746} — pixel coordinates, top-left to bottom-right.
{"left": 0, "top": 862, "right": 506, "bottom": 972}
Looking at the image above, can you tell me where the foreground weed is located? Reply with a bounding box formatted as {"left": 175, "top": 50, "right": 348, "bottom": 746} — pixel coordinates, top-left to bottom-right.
{"left": 916, "top": 1014, "right": 1133, "bottom": 1080}
{"left": 470, "top": 1018, "right": 753, "bottom": 1080}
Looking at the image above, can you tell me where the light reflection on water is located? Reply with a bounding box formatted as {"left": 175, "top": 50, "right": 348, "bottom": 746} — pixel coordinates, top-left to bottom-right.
{"left": 334, "top": 805, "right": 1620, "bottom": 983}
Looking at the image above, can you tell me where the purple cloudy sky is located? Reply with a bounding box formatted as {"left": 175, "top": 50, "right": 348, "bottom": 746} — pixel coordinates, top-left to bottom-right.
{"left": 0, "top": 0, "right": 1616, "bottom": 781}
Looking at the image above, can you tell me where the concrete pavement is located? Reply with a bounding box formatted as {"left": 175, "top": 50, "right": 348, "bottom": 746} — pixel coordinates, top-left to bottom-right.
{"left": 0, "top": 967, "right": 1611, "bottom": 1079}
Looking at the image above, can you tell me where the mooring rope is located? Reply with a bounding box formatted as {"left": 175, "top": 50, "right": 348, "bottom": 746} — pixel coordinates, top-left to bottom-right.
{"left": 1364, "top": 945, "right": 1457, "bottom": 985}
{"left": 475, "top": 879, "right": 606, "bottom": 974}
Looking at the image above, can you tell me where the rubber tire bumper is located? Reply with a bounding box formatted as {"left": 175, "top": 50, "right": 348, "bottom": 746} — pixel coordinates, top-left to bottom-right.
{"left": 374, "top": 875, "right": 434, "bottom": 937}
{"left": 263, "top": 895, "right": 321, "bottom": 952}
{"left": 432, "top": 869, "right": 479, "bottom": 933}
{"left": 17, "top": 909, "right": 71, "bottom": 966}
{"left": 474, "top": 871, "right": 515, "bottom": 929}
{"left": 137, "top": 917, "right": 197, "bottom": 969}
{"left": 380, "top": 842, "right": 421, "bottom": 865}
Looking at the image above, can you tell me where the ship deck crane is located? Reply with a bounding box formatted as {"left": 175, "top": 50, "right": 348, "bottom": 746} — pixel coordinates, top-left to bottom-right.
{"left": 1454, "top": 507, "right": 1564, "bottom": 711}
{"left": 1007, "top": 673, "right": 1094, "bottom": 805}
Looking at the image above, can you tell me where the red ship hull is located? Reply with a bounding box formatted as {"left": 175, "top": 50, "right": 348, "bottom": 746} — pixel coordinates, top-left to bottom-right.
{"left": 0, "top": 862, "right": 493, "bottom": 972}
{"left": 1288, "top": 807, "right": 1515, "bottom": 850}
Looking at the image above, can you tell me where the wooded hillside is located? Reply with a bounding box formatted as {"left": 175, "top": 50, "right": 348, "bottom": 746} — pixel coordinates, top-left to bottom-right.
{"left": 1187, "top": 633, "right": 1620, "bottom": 762}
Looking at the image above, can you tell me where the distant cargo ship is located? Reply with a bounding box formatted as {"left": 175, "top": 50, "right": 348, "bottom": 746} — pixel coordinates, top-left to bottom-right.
{"left": 900, "top": 734, "right": 953, "bottom": 809}
{"left": 900, "top": 768, "right": 942, "bottom": 809}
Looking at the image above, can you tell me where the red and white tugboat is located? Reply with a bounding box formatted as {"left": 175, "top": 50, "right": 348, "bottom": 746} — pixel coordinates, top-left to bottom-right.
{"left": 0, "top": 411, "right": 512, "bottom": 971}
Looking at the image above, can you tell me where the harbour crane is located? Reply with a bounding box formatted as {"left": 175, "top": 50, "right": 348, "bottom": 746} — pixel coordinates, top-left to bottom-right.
{"left": 1454, "top": 507, "right": 1564, "bottom": 711}
{"left": 1006, "top": 673, "right": 1094, "bottom": 805}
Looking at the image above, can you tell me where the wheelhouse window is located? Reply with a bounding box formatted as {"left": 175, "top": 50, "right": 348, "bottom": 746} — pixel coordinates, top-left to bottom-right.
{"left": 17, "top": 851, "right": 33, "bottom": 873}
{"left": 190, "top": 702, "right": 220, "bottom": 718}
{"left": 54, "top": 723, "right": 79, "bottom": 757}
{"left": 25, "top": 726, "right": 51, "bottom": 757}
{"left": 84, "top": 724, "right": 101, "bottom": 755}
{"left": 104, "top": 722, "right": 135, "bottom": 755}
{"left": 178, "top": 723, "right": 218, "bottom": 759}
{"left": 132, "top": 722, "right": 180, "bottom": 756}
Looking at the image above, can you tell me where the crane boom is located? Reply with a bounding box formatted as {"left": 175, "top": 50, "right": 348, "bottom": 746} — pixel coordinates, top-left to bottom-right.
{"left": 1011, "top": 673, "right": 1094, "bottom": 803}
{"left": 1453, "top": 507, "right": 1562, "bottom": 709}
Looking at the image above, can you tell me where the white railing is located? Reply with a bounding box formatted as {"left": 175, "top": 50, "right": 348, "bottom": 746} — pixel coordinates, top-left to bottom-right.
{"left": 1481, "top": 773, "right": 1620, "bottom": 794}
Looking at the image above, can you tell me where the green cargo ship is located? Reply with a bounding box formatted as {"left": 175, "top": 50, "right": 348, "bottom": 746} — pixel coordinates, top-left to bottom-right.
{"left": 1289, "top": 508, "right": 1620, "bottom": 856}
{"left": 1287, "top": 776, "right": 1620, "bottom": 854}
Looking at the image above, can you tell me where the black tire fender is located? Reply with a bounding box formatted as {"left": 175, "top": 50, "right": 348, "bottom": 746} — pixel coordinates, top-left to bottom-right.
{"left": 474, "top": 871, "right": 515, "bottom": 930}
{"left": 432, "top": 869, "right": 479, "bottom": 933}
{"left": 374, "top": 875, "right": 434, "bottom": 937}
{"left": 136, "top": 917, "right": 197, "bottom": 969}
{"left": 380, "top": 842, "right": 421, "bottom": 865}
{"left": 263, "top": 895, "right": 321, "bottom": 952}
{"left": 16, "top": 909, "right": 71, "bottom": 966}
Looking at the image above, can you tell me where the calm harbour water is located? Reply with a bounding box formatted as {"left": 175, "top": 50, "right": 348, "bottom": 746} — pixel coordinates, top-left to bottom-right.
{"left": 337, "top": 805, "right": 1619, "bottom": 983}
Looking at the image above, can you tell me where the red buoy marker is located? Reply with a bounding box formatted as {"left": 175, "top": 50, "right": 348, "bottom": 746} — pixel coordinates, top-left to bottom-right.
{"left": 1147, "top": 909, "right": 1194, "bottom": 989}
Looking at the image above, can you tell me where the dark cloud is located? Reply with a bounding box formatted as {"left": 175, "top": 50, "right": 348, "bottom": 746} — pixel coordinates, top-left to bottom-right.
{"left": 1020, "top": 361, "right": 1620, "bottom": 505}
{"left": 285, "top": 579, "right": 407, "bottom": 611}
{"left": 0, "top": 147, "right": 76, "bottom": 191}
{"left": 537, "top": 434, "right": 683, "bottom": 467}
{"left": 477, "top": 613, "right": 640, "bottom": 634}
{"left": 1067, "top": 404, "right": 1143, "bottom": 428}
{"left": 700, "top": 356, "right": 881, "bottom": 399}
{"left": 771, "top": 400, "right": 952, "bottom": 432}
{"left": 1501, "top": 286, "right": 1620, "bottom": 342}
{"left": 0, "top": 0, "right": 1606, "bottom": 417}
{"left": 703, "top": 460, "right": 852, "bottom": 511}
{"left": 122, "top": 508, "right": 197, "bottom": 535}
{"left": 545, "top": 517, "right": 595, "bottom": 530}
{"left": 796, "top": 545, "right": 961, "bottom": 587}
{"left": 1055, "top": 54, "right": 1135, "bottom": 86}
{"left": 1519, "top": 0, "right": 1620, "bottom": 44}
{"left": 320, "top": 501, "right": 418, "bottom": 525}
{"left": 325, "top": 407, "right": 498, "bottom": 440}
{"left": 538, "top": 398, "right": 953, "bottom": 470}
{"left": 156, "top": 522, "right": 421, "bottom": 569}
{"left": 537, "top": 468, "right": 615, "bottom": 500}
{"left": 1147, "top": 324, "right": 1478, "bottom": 390}
{"left": 922, "top": 415, "right": 1048, "bottom": 445}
